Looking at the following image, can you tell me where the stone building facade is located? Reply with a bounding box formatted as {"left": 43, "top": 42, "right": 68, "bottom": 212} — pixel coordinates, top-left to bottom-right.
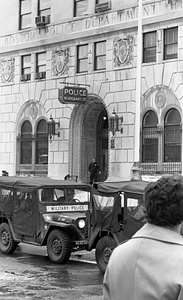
{"left": 0, "top": 0, "right": 182, "bottom": 182}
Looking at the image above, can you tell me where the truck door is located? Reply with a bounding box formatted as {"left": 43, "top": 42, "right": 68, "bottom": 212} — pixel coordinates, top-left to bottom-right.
{"left": 123, "top": 194, "right": 145, "bottom": 239}
{"left": 13, "top": 191, "right": 38, "bottom": 238}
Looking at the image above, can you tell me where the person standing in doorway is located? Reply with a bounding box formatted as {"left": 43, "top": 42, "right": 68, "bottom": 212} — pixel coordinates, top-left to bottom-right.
{"left": 88, "top": 158, "right": 101, "bottom": 185}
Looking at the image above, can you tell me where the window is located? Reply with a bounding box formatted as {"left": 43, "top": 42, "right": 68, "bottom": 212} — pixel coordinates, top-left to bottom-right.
{"left": 143, "top": 32, "right": 156, "bottom": 63}
{"left": 21, "top": 55, "right": 31, "bottom": 80}
{"left": 164, "top": 109, "right": 181, "bottom": 162}
{"left": 77, "top": 44, "right": 88, "bottom": 73}
{"left": 38, "top": 0, "right": 51, "bottom": 18}
{"left": 22, "top": 55, "right": 31, "bottom": 75}
{"left": 36, "top": 120, "right": 48, "bottom": 164}
{"left": 141, "top": 108, "right": 182, "bottom": 174}
{"left": 20, "top": 121, "right": 32, "bottom": 164}
{"left": 18, "top": 119, "right": 48, "bottom": 175}
{"left": 36, "top": 52, "right": 46, "bottom": 79}
{"left": 142, "top": 111, "right": 158, "bottom": 162}
{"left": 74, "top": 0, "right": 88, "bottom": 17}
{"left": 164, "top": 27, "right": 178, "bottom": 60}
{"left": 94, "top": 41, "right": 106, "bottom": 71}
{"left": 20, "top": 0, "right": 31, "bottom": 30}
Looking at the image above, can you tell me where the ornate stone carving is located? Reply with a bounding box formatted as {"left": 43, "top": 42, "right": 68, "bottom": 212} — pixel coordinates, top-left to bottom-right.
{"left": 0, "top": 57, "right": 15, "bottom": 83}
{"left": 52, "top": 47, "right": 69, "bottom": 76}
{"left": 155, "top": 90, "right": 166, "bottom": 108}
{"left": 113, "top": 36, "right": 134, "bottom": 67}
{"left": 30, "top": 104, "right": 38, "bottom": 119}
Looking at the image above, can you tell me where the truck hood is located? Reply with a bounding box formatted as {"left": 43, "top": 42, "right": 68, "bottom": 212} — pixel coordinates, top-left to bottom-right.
{"left": 43, "top": 212, "right": 86, "bottom": 224}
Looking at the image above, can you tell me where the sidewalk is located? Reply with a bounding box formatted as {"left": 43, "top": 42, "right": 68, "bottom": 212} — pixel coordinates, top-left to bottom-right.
{"left": 70, "top": 249, "right": 96, "bottom": 264}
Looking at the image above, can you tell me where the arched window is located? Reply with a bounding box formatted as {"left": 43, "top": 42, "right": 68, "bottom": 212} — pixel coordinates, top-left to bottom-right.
{"left": 36, "top": 119, "right": 48, "bottom": 164}
{"left": 20, "top": 121, "right": 32, "bottom": 164}
{"left": 142, "top": 110, "right": 158, "bottom": 162}
{"left": 164, "top": 109, "right": 181, "bottom": 162}
{"left": 18, "top": 118, "right": 48, "bottom": 176}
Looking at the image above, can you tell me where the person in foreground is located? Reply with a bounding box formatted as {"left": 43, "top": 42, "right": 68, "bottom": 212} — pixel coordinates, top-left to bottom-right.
{"left": 103, "top": 174, "right": 183, "bottom": 300}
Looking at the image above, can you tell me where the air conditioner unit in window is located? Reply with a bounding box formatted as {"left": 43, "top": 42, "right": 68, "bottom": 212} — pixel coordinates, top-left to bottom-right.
{"left": 21, "top": 74, "right": 31, "bottom": 81}
{"left": 35, "top": 72, "right": 46, "bottom": 80}
{"left": 35, "top": 15, "right": 49, "bottom": 27}
{"left": 95, "top": 1, "right": 111, "bottom": 12}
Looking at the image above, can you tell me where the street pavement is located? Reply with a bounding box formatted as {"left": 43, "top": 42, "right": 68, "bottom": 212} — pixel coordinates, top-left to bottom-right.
{"left": 70, "top": 249, "right": 96, "bottom": 264}
{"left": 0, "top": 245, "right": 103, "bottom": 300}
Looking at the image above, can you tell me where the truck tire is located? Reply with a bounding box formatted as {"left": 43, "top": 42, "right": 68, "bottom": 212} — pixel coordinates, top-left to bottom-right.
{"left": 95, "top": 236, "right": 117, "bottom": 273}
{"left": 0, "top": 223, "right": 18, "bottom": 254}
{"left": 47, "top": 229, "right": 71, "bottom": 264}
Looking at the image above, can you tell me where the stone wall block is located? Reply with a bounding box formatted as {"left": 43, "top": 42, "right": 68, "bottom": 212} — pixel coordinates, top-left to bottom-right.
{"left": 54, "top": 151, "right": 63, "bottom": 163}
{"left": 170, "top": 73, "right": 183, "bottom": 92}
{"left": 104, "top": 92, "right": 114, "bottom": 107}
{"left": 63, "top": 151, "right": 69, "bottom": 163}
{"left": 2, "top": 132, "right": 10, "bottom": 142}
{"left": 59, "top": 140, "right": 69, "bottom": 151}
{"left": 116, "top": 149, "right": 128, "bottom": 162}
{"left": 118, "top": 101, "right": 127, "bottom": 112}
{"left": 114, "top": 91, "right": 131, "bottom": 102}
{"left": 122, "top": 137, "right": 134, "bottom": 149}
{"left": 44, "top": 99, "right": 53, "bottom": 113}
{"left": 60, "top": 117, "right": 70, "bottom": 128}
{"left": 127, "top": 149, "right": 134, "bottom": 163}
{"left": 128, "top": 124, "right": 135, "bottom": 136}
{"left": 142, "top": 65, "right": 155, "bottom": 90}
{"left": 1, "top": 153, "right": 10, "bottom": 164}
{"left": 40, "top": 90, "right": 49, "bottom": 106}
{"left": 163, "top": 62, "right": 177, "bottom": 86}
{"left": 64, "top": 128, "right": 69, "bottom": 140}
{"left": 49, "top": 88, "right": 58, "bottom": 99}
{"left": 99, "top": 82, "right": 110, "bottom": 99}
{"left": 5, "top": 142, "right": 14, "bottom": 152}
{"left": 1, "top": 103, "right": 13, "bottom": 114}
{"left": 141, "top": 77, "right": 148, "bottom": 96}
{"left": 123, "top": 79, "right": 135, "bottom": 91}
{"left": 35, "top": 81, "right": 46, "bottom": 101}
{"left": 153, "top": 64, "right": 163, "bottom": 86}
{"left": 127, "top": 101, "right": 135, "bottom": 113}
{"left": 6, "top": 122, "right": 15, "bottom": 132}
{"left": 110, "top": 148, "right": 116, "bottom": 162}
{"left": 110, "top": 81, "right": 122, "bottom": 93}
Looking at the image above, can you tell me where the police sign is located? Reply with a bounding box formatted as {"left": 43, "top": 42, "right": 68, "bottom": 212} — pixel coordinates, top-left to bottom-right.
{"left": 58, "top": 86, "right": 88, "bottom": 104}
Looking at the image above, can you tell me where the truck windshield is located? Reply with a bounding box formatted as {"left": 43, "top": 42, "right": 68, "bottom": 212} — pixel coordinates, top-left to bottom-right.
{"left": 38, "top": 188, "right": 90, "bottom": 203}
{"left": 93, "top": 194, "right": 114, "bottom": 210}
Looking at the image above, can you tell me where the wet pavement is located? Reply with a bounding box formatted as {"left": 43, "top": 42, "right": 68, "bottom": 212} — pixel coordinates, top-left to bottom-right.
{"left": 0, "top": 244, "right": 103, "bottom": 300}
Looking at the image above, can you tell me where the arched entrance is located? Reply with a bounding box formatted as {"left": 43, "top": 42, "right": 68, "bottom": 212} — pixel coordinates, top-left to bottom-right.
{"left": 70, "top": 96, "right": 109, "bottom": 183}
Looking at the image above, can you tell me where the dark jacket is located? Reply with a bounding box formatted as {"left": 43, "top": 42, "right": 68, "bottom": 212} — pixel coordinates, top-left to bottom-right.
{"left": 89, "top": 162, "right": 100, "bottom": 174}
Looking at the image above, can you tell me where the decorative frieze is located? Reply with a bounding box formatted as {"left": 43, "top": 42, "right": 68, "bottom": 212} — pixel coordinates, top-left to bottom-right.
{"left": 113, "top": 36, "right": 134, "bottom": 67}
{"left": 0, "top": 58, "right": 15, "bottom": 84}
{"left": 52, "top": 47, "right": 69, "bottom": 76}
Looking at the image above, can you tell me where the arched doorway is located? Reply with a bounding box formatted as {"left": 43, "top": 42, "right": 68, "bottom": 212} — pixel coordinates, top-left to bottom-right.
{"left": 70, "top": 96, "right": 109, "bottom": 183}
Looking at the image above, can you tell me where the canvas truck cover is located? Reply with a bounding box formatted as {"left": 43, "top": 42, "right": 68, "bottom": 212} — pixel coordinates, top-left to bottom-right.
{"left": 93, "top": 180, "right": 149, "bottom": 195}
{"left": 0, "top": 176, "right": 91, "bottom": 192}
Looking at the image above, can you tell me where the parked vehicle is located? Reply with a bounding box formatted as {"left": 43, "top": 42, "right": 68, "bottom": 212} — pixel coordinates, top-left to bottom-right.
{"left": 0, "top": 176, "right": 91, "bottom": 264}
{"left": 0, "top": 176, "right": 149, "bottom": 273}
{"left": 92, "top": 180, "right": 149, "bottom": 272}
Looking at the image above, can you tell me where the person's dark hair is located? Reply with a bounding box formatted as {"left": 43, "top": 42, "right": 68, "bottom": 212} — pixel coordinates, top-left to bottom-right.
{"left": 144, "top": 174, "right": 183, "bottom": 227}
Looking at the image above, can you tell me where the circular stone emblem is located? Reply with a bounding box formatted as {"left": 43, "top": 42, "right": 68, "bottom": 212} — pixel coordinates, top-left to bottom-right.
{"left": 155, "top": 91, "right": 166, "bottom": 108}
{"left": 30, "top": 104, "right": 38, "bottom": 119}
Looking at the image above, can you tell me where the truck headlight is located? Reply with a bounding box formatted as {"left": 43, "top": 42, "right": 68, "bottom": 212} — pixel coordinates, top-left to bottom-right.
{"left": 78, "top": 219, "right": 85, "bottom": 229}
